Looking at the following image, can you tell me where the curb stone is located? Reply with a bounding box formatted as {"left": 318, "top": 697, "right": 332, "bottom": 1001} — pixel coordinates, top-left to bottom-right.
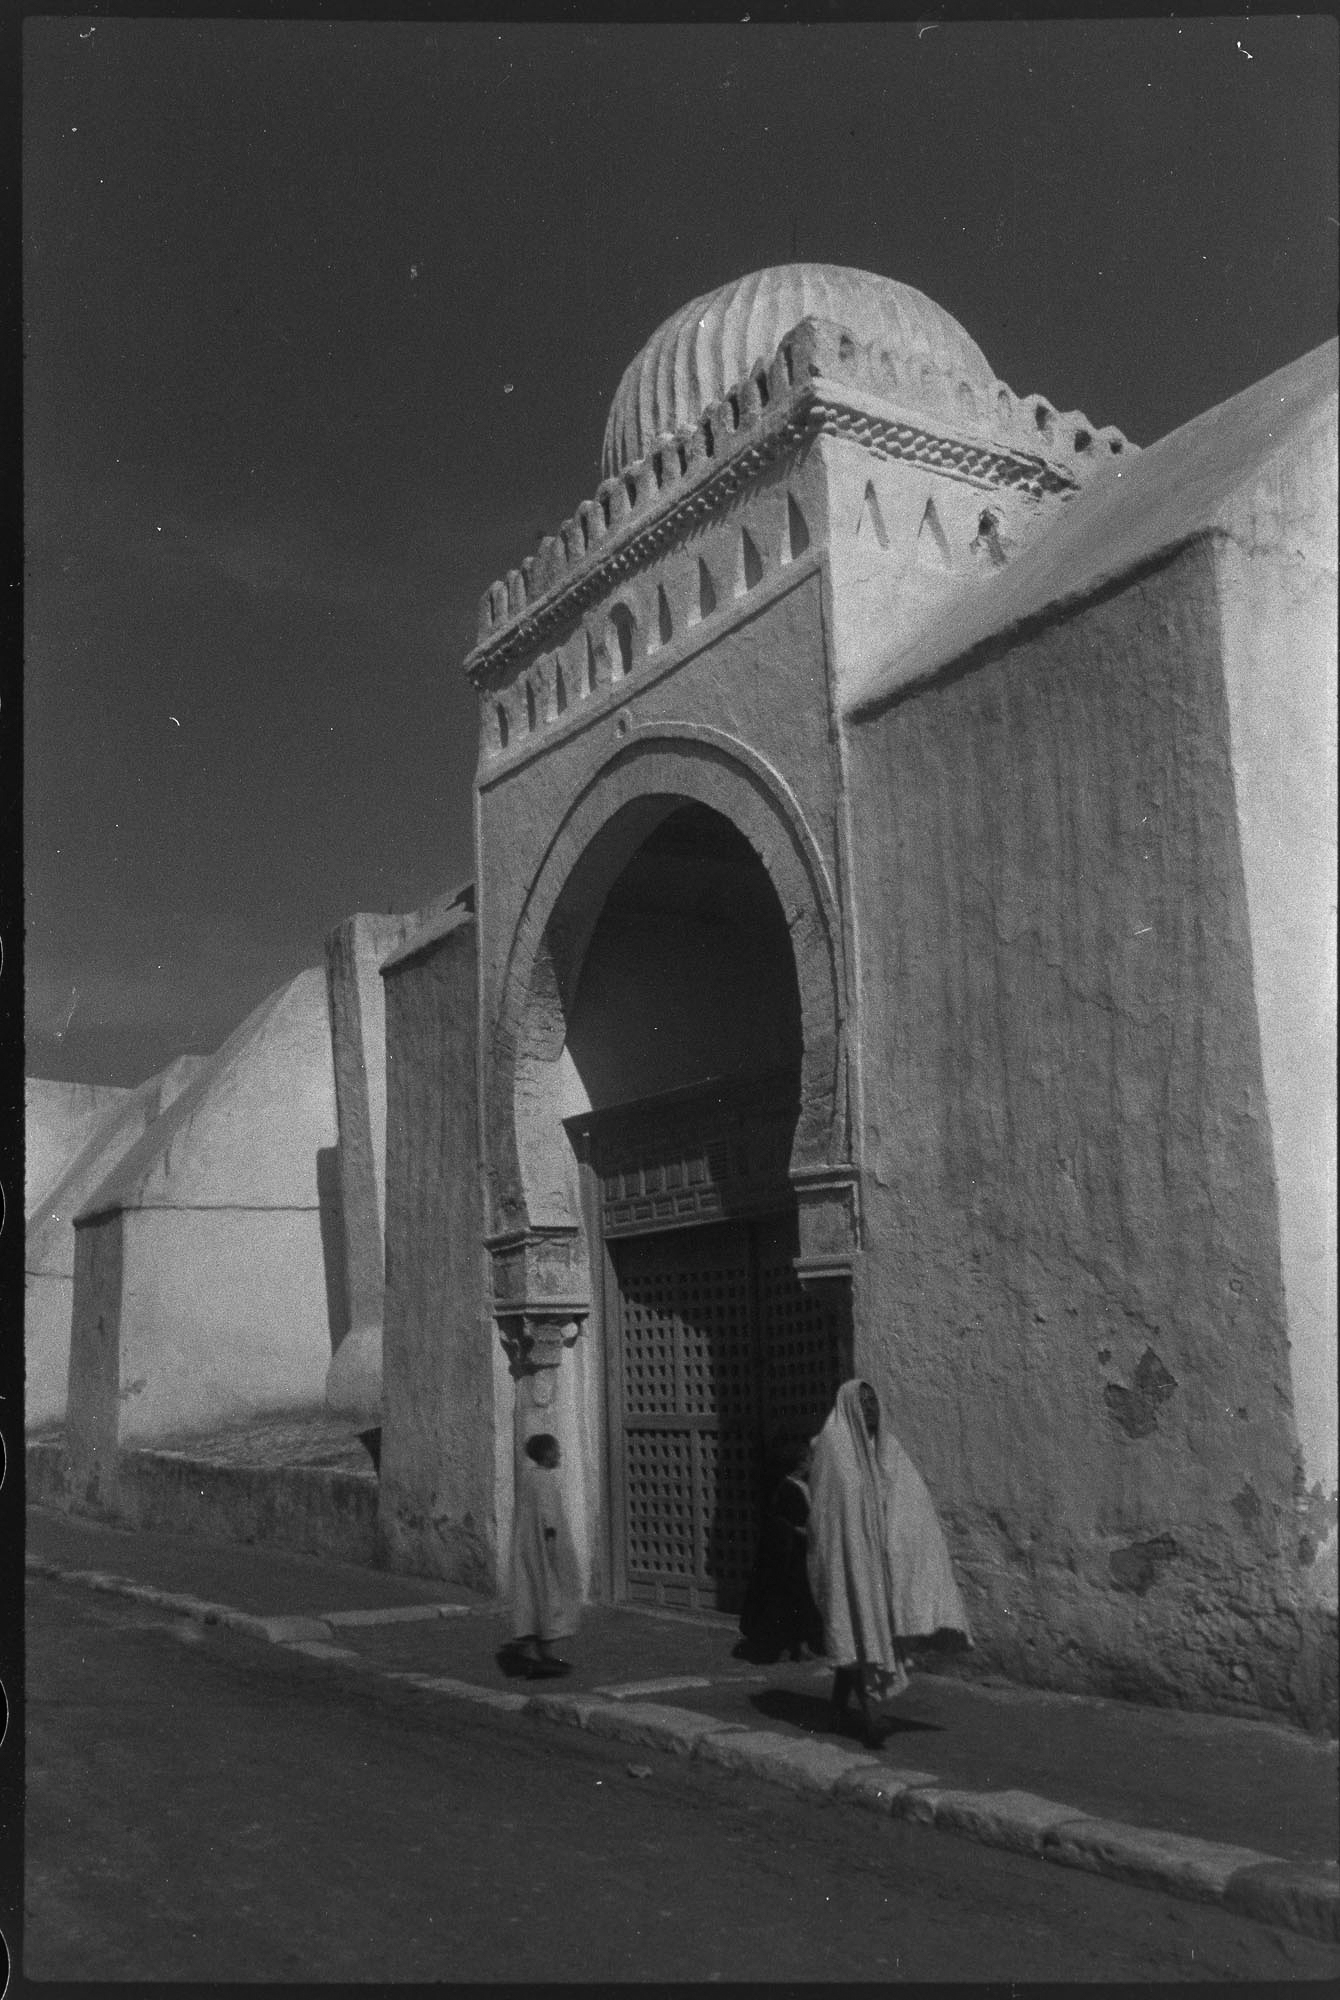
{"left": 831, "top": 1762, "right": 943, "bottom": 1811}
{"left": 26, "top": 1557, "right": 335, "bottom": 1645}
{"left": 230, "top": 1612, "right": 334, "bottom": 1644}
{"left": 1041, "top": 1815, "right": 1302, "bottom": 1904}
{"left": 323, "top": 1603, "right": 481, "bottom": 1627}
{"left": 592, "top": 1675, "right": 715, "bottom": 1700}
{"left": 526, "top": 1692, "right": 746, "bottom": 1754}
{"left": 693, "top": 1726, "right": 882, "bottom": 1796}
{"left": 28, "top": 1553, "right": 1338, "bottom": 1943}
{"left": 908, "top": 1786, "right": 1082, "bottom": 1854}
{"left": 389, "top": 1672, "right": 530, "bottom": 1715}
{"left": 1223, "top": 1860, "right": 1340, "bottom": 1943}
{"left": 283, "top": 1639, "right": 366, "bottom": 1663}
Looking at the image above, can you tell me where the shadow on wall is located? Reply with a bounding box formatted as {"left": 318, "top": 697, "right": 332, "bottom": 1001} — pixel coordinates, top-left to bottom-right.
{"left": 317, "top": 1145, "right": 350, "bottom": 1356}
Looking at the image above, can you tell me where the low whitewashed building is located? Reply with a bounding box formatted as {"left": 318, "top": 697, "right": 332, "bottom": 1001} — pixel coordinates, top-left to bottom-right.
{"left": 62, "top": 968, "right": 342, "bottom": 1498}
{"left": 25, "top": 1057, "right": 203, "bottom": 1428}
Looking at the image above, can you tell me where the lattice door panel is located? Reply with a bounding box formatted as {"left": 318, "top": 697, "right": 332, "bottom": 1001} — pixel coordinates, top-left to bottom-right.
{"left": 625, "top": 1430, "right": 695, "bottom": 1586}
{"left": 698, "top": 1425, "right": 760, "bottom": 1599}
{"left": 614, "top": 1224, "right": 760, "bottom": 1610}
{"left": 756, "top": 1215, "right": 851, "bottom": 1461}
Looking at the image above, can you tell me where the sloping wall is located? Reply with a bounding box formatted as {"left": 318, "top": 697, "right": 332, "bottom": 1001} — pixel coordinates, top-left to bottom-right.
{"left": 25, "top": 1077, "right": 131, "bottom": 1221}
{"left": 25, "top": 1055, "right": 202, "bottom": 1428}
{"left": 64, "top": 968, "right": 340, "bottom": 1462}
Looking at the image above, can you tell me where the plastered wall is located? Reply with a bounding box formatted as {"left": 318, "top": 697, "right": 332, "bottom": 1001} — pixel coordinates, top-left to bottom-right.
{"left": 846, "top": 542, "right": 1328, "bottom": 1725}
{"left": 1212, "top": 404, "right": 1338, "bottom": 1588}
{"left": 25, "top": 1055, "right": 203, "bottom": 1429}
{"left": 325, "top": 911, "right": 419, "bottom": 1335}
{"left": 378, "top": 913, "right": 495, "bottom": 1587}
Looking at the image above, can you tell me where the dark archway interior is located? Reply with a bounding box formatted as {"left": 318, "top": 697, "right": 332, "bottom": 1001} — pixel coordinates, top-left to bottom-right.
{"left": 562, "top": 802, "right": 846, "bottom": 1616}
{"left": 565, "top": 802, "right": 803, "bottom": 1112}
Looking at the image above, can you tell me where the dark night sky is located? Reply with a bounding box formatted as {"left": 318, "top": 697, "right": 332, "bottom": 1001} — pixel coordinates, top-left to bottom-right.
{"left": 23, "top": 15, "right": 1338, "bottom": 1085}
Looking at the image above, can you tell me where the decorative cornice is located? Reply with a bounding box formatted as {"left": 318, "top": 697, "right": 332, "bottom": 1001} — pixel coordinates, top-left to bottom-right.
{"left": 466, "top": 314, "right": 1133, "bottom": 688}
{"left": 810, "top": 398, "right": 1078, "bottom": 500}
{"left": 467, "top": 393, "right": 1089, "bottom": 688}
{"left": 467, "top": 403, "right": 814, "bottom": 685}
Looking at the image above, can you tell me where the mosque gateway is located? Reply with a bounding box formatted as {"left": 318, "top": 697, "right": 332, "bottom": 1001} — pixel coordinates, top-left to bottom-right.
{"left": 454, "top": 265, "right": 1130, "bottom": 1611}
{"left": 40, "top": 264, "right": 1337, "bottom": 1727}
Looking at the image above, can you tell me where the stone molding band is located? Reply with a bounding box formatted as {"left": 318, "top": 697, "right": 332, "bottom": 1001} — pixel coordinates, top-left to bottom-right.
{"left": 809, "top": 399, "right": 1080, "bottom": 500}
{"left": 467, "top": 405, "right": 813, "bottom": 685}
{"left": 466, "top": 385, "right": 1084, "bottom": 686}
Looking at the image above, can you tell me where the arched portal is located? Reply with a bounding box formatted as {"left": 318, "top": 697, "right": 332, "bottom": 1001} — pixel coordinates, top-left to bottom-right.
{"left": 486, "top": 733, "right": 860, "bottom": 1610}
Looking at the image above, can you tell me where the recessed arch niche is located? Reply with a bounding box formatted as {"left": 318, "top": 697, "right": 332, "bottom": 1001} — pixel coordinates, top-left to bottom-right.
{"left": 487, "top": 730, "right": 853, "bottom": 1264}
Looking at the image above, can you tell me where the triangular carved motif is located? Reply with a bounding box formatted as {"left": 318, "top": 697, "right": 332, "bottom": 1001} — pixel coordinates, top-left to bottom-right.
{"left": 739, "top": 526, "right": 764, "bottom": 592}
{"left": 857, "top": 480, "right": 889, "bottom": 549}
{"left": 697, "top": 557, "right": 717, "bottom": 620}
{"left": 787, "top": 492, "right": 811, "bottom": 561}
{"left": 917, "top": 495, "right": 952, "bottom": 567}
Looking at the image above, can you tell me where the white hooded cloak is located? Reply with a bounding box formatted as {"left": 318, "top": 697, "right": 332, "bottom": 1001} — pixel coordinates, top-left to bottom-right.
{"left": 807, "top": 1379, "right": 970, "bottom": 1673}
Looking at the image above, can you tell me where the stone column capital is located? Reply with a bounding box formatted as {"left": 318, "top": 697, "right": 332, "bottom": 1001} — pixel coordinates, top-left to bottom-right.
{"left": 499, "top": 1311, "right": 586, "bottom": 1406}
{"left": 498, "top": 1311, "right": 583, "bottom": 1373}
{"left": 485, "top": 1224, "right": 590, "bottom": 1317}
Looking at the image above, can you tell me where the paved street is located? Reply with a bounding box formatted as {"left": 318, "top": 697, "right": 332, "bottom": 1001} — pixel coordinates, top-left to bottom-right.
{"left": 24, "top": 1576, "right": 1339, "bottom": 1984}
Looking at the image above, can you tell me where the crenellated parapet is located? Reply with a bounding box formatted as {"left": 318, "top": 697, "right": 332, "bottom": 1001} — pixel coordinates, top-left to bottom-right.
{"left": 469, "top": 326, "right": 824, "bottom": 665}
{"left": 465, "top": 311, "right": 1134, "bottom": 762}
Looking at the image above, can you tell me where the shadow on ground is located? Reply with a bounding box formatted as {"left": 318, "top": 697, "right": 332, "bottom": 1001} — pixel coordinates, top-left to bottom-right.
{"left": 749, "top": 1686, "right": 945, "bottom": 1740}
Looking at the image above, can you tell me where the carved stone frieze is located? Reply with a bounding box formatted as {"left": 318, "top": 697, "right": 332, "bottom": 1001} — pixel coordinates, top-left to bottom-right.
{"left": 467, "top": 309, "right": 1132, "bottom": 690}
{"left": 465, "top": 388, "right": 1082, "bottom": 687}
{"left": 811, "top": 399, "right": 1078, "bottom": 501}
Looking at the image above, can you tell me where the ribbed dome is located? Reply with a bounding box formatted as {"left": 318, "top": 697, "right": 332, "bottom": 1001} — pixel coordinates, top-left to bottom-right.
{"left": 602, "top": 264, "right": 996, "bottom": 478}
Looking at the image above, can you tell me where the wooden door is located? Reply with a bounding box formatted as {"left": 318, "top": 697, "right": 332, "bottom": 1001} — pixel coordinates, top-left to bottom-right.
{"left": 610, "top": 1214, "right": 849, "bottom": 1612}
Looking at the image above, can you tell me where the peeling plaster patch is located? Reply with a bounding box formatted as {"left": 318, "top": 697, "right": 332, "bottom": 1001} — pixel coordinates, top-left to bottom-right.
{"left": 1109, "top": 1534, "right": 1179, "bottom": 1594}
{"left": 1103, "top": 1346, "right": 1178, "bottom": 1438}
{"left": 1231, "top": 1480, "right": 1263, "bottom": 1529}
{"left": 118, "top": 1375, "right": 147, "bottom": 1401}
{"left": 1299, "top": 1481, "right": 1338, "bottom": 1540}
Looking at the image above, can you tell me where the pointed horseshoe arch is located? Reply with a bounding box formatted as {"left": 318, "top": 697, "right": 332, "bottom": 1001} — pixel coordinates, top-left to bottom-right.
{"left": 484, "top": 726, "right": 856, "bottom": 1289}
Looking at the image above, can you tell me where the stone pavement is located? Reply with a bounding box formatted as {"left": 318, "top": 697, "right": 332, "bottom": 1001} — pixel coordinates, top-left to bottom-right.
{"left": 27, "top": 1505, "right": 1339, "bottom": 1943}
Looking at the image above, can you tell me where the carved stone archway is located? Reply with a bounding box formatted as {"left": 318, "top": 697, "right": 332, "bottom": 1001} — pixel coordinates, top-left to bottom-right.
{"left": 483, "top": 724, "right": 859, "bottom": 1381}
